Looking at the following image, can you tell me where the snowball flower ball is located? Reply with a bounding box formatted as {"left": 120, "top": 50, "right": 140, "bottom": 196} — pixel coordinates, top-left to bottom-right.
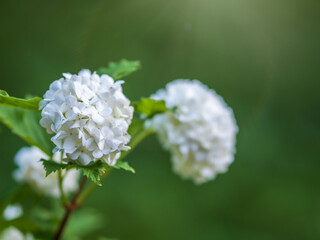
{"left": 39, "top": 69, "right": 133, "bottom": 166}
{"left": 0, "top": 226, "right": 34, "bottom": 240}
{"left": 146, "top": 80, "right": 238, "bottom": 184}
{"left": 13, "top": 146, "right": 79, "bottom": 197}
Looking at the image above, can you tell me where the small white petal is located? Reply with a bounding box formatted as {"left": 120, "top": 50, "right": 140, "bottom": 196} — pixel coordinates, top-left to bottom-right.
{"left": 79, "top": 153, "right": 92, "bottom": 165}
{"left": 92, "top": 113, "right": 105, "bottom": 124}
{"left": 63, "top": 137, "right": 77, "bottom": 153}
{"left": 93, "top": 149, "right": 103, "bottom": 159}
{"left": 63, "top": 73, "right": 72, "bottom": 79}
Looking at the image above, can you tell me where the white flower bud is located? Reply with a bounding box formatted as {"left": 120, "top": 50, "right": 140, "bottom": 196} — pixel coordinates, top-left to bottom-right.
{"left": 146, "top": 80, "right": 238, "bottom": 184}
{"left": 39, "top": 70, "right": 133, "bottom": 166}
{"left": 13, "top": 147, "right": 79, "bottom": 197}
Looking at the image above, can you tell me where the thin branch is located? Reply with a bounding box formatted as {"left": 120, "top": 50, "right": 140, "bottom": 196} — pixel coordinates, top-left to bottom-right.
{"left": 53, "top": 176, "right": 87, "bottom": 240}
{"left": 58, "top": 152, "right": 69, "bottom": 206}
{"left": 58, "top": 169, "right": 69, "bottom": 206}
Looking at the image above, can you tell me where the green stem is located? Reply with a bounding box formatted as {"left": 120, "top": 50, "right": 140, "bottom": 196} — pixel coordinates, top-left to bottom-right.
{"left": 76, "top": 168, "right": 111, "bottom": 204}
{"left": 0, "top": 95, "right": 41, "bottom": 111}
{"left": 118, "top": 128, "right": 154, "bottom": 162}
{"left": 76, "top": 129, "right": 154, "bottom": 205}
{"left": 58, "top": 170, "right": 69, "bottom": 205}
{"left": 58, "top": 153, "right": 69, "bottom": 205}
{"left": 53, "top": 176, "right": 87, "bottom": 240}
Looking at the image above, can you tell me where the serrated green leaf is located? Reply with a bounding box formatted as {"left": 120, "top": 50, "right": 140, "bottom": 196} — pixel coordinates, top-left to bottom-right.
{"left": 0, "top": 90, "right": 41, "bottom": 111}
{"left": 134, "top": 98, "right": 167, "bottom": 118}
{"left": 76, "top": 161, "right": 109, "bottom": 186}
{"left": 113, "top": 161, "right": 135, "bottom": 173}
{"left": 97, "top": 59, "right": 141, "bottom": 80}
{"left": 40, "top": 159, "right": 69, "bottom": 177}
{"left": 0, "top": 105, "right": 54, "bottom": 156}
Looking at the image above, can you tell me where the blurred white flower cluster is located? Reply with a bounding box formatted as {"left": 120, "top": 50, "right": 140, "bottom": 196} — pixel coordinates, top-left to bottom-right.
{"left": 13, "top": 147, "right": 79, "bottom": 197}
{"left": 39, "top": 70, "right": 133, "bottom": 166}
{"left": 3, "top": 204, "right": 23, "bottom": 221}
{"left": 146, "top": 80, "right": 238, "bottom": 184}
{"left": 0, "top": 226, "right": 33, "bottom": 240}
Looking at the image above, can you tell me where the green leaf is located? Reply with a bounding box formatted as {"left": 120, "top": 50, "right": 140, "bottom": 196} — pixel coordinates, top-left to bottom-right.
{"left": 128, "top": 118, "right": 144, "bottom": 137}
{"left": 0, "top": 90, "right": 9, "bottom": 97}
{"left": 76, "top": 161, "right": 109, "bottom": 186}
{"left": 0, "top": 90, "right": 41, "bottom": 111}
{"left": 40, "top": 159, "right": 69, "bottom": 177}
{"left": 97, "top": 59, "right": 141, "bottom": 80}
{"left": 113, "top": 161, "right": 135, "bottom": 173}
{"left": 133, "top": 98, "right": 167, "bottom": 118}
{"left": 0, "top": 105, "right": 54, "bottom": 156}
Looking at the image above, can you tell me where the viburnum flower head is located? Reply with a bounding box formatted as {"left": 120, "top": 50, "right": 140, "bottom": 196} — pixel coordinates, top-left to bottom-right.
{"left": 146, "top": 80, "right": 238, "bottom": 184}
{"left": 40, "top": 70, "right": 133, "bottom": 166}
{"left": 13, "top": 146, "right": 79, "bottom": 197}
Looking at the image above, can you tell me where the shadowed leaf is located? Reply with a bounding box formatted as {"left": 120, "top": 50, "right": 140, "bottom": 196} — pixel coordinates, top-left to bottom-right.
{"left": 0, "top": 105, "right": 54, "bottom": 156}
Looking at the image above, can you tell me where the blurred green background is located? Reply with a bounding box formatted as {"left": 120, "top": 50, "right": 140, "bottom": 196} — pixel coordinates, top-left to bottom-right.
{"left": 1, "top": 0, "right": 320, "bottom": 239}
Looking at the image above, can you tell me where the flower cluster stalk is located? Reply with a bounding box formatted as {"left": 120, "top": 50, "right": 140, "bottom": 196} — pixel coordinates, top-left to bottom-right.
{"left": 54, "top": 128, "right": 154, "bottom": 240}
{"left": 58, "top": 152, "right": 69, "bottom": 205}
{"left": 54, "top": 176, "right": 87, "bottom": 240}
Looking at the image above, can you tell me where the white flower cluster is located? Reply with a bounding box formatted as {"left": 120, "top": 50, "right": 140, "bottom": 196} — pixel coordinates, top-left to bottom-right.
{"left": 146, "top": 80, "right": 238, "bottom": 184}
{"left": 0, "top": 226, "right": 33, "bottom": 240}
{"left": 39, "top": 70, "right": 133, "bottom": 166}
{"left": 3, "top": 204, "right": 23, "bottom": 221}
{"left": 13, "top": 147, "right": 79, "bottom": 197}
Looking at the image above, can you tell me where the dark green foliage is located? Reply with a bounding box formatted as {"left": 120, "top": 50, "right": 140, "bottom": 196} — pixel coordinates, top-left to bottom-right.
{"left": 75, "top": 161, "right": 109, "bottom": 186}
{"left": 40, "top": 159, "right": 69, "bottom": 177}
{"left": 0, "top": 105, "right": 54, "bottom": 156}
